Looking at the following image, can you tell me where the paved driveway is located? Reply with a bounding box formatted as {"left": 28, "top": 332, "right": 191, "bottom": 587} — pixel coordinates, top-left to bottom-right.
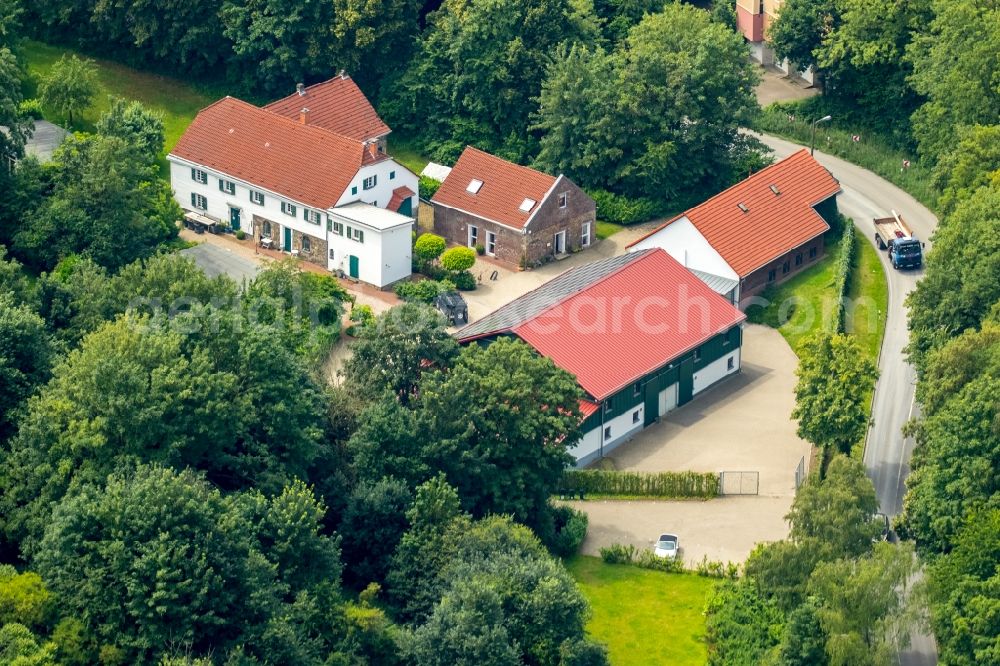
{"left": 181, "top": 242, "right": 260, "bottom": 284}
{"left": 572, "top": 325, "right": 811, "bottom": 566}
{"left": 606, "top": 325, "right": 809, "bottom": 497}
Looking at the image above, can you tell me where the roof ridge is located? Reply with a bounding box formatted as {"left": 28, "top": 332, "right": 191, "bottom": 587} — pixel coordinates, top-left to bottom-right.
{"left": 516, "top": 250, "right": 655, "bottom": 328}
{"left": 463, "top": 145, "right": 558, "bottom": 183}
{"left": 627, "top": 148, "right": 819, "bottom": 249}
{"left": 217, "top": 96, "right": 366, "bottom": 150}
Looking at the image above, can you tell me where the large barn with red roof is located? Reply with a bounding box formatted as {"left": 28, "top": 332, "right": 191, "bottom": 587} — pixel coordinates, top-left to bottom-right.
{"left": 628, "top": 150, "right": 841, "bottom": 306}
{"left": 168, "top": 74, "right": 418, "bottom": 288}
{"left": 431, "top": 146, "right": 597, "bottom": 268}
{"left": 456, "top": 248, "right": 746, "bottom": 466}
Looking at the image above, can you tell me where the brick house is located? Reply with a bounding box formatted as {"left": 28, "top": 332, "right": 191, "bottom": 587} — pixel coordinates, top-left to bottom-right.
{"left": 431, "top": 147, "right": 597, "bottom": 269}
{"left": 168, "top": 74, "right": 418, "bottom": 288}
{"left": 628, "top": 149, "right": 841, "bottom": 307}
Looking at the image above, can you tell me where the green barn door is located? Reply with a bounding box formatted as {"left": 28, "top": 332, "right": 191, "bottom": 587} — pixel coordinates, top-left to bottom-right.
{"left": 229, "top": 206, "right": 241, "bottom": 231}
{"left": 397, "top": 197, "right": 412, "bottom": 217}
{"left": 283, "top": 227, "right": 292, "bottom": 252}
{"left": 678, "top": 357, "right": 694, "bottom": 406}
{"left": 644, "top": 381, "right": 658, "bottom": 426}
{"left": 348, "top": 255, "right": 360, "bottom": 279}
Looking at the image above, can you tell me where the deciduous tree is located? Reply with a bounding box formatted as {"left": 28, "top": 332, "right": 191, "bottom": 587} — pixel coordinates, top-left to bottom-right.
{"left": 95, "top": 97, "right": 165, "bottom": 164}
{"left": 37, "top": 54, "right": 97, "bottom": 127}
{"left": 792, "top": 332, "right": 878, "bottom": 467}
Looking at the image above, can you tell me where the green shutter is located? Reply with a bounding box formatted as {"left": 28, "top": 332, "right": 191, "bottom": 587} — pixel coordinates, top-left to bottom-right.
{"left": 358, "top": 230, "right": 364, "bottom": 244}
{"left": 351, "top": 186, "right": 358, "bottom": 195}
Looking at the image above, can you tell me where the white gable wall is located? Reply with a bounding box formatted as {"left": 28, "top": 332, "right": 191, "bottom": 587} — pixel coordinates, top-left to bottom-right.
{"left": 333, "top": 159, "right": 419, "bottom": 215}
{"left": 629, "top": 217, "right": 738, "bottom": 282}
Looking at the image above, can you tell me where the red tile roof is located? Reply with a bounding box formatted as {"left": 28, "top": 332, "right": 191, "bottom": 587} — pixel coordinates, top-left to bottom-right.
{"left": 264, "top": 75, "right": 390, "bottom": 143}
{"left": 578, "top": 399, "right": 600, "bottom": 419}
{"left": 388, "top": 185, "right": 416, "bottom": 213}
{"left": 431, "top": 146, "right": 557, "bottom": 230}
{"left": 629, "top": 149, "right": 841, "bottom": 277}
{"left": 461, "top": 249, "right": 745, "bottom": 400}
{"left": 171, "top": 97, "right": 371, "bottom": 210}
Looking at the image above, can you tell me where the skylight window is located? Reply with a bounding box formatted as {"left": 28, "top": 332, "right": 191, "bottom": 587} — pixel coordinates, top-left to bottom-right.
{"left": 769, "top": 184, "right": 780, "bottom": 195}
{"left": 737, "top": 202, "right": 750, "bottom": 213}
{"left": 519, "top": 198, "right": 537, "bottom": 212}
{"left": 466, "top": 179, "right": 484, "bottom": 194}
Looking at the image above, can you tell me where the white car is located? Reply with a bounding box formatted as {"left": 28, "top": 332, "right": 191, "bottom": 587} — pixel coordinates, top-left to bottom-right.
{"left": 653, "top": 533, "right": 679, "bottom": 559}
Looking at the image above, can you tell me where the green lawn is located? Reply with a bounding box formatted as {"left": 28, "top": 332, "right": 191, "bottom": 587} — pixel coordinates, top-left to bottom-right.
{"left": 20, "top": 40, "right": 218, "bottom": 173}
{"left": 745, "top": 228, "right": 888, "bottom": 364}
{"left": 596, "top": 221, "right": 625, "bottom": 239}
{"left": 567, "top": 556, "right": 714, "bottom": 666}
{"left": 745, "top": 233, "right": 844, "bottom": 356}
{"left": 389, "top": 135, "right": 432, "bottom": 175}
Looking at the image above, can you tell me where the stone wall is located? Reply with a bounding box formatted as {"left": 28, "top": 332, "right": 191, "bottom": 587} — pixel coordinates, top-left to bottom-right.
{"left": 740, "top": 234, "right": 826, "bottom": 302}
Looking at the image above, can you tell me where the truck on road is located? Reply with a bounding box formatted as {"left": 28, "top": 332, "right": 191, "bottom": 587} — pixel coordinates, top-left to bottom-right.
{"left": 874, "top": 211, "right": 923, "bottom": 270}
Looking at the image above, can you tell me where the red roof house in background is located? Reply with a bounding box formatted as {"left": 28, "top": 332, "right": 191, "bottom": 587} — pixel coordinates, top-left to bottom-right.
{"left": 456, "top": 249, "right": 746, "bottom": 467}
{"left": 431, "top": 146, "right": 597, "bottom": 269}
{"left": 628, "top": 149, "right": 841, "bottom": 306}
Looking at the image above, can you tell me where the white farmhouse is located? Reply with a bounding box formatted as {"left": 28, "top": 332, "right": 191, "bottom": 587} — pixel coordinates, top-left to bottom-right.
{"left": 168, "top": 74, "right": 418, "bottom": 288}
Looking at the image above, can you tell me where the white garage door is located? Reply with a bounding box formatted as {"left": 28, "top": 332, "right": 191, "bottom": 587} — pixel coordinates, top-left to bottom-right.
{"left": 659, "top": 383, "right": 678, "bottom": 415}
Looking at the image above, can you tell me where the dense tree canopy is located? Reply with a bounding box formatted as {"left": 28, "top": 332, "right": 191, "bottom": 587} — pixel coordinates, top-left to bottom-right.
{"left": 906, "top": 186, "right": 1000, "bottom": 372}
{"left": 907, "top": 0, "right": 1000, "bottom": 161}
{"left": 384, "top": 0, "right": 599, "bottom": 162}
{"left": 33, "top": 466, "right": 342, "bottom": 663}
{"left": 534, "top": 3, "right": 762, "bottom": 206}
{"left": 37, "top": 54, "right": 97, "bottom": 127}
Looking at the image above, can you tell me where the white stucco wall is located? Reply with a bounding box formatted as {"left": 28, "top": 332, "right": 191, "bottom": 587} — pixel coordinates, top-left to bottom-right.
{"left": 693, "top": 349, "right": 742, "bottom": 395}
{"left": 169, "top": 157, "right": 328, "bottom": 241}
{"left": 629, "top": 217, "right": 739, "bottom": 282}
{"left": 333, "top": 160, "right": 419, "bottom": 215}
{"left": 327, "top": 217, "right": 413, "bottom": 288}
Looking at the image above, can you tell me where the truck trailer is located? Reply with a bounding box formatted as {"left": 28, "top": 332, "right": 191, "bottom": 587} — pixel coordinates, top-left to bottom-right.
{"left": 874, "top": 211, "right": 923, "bottom": 270}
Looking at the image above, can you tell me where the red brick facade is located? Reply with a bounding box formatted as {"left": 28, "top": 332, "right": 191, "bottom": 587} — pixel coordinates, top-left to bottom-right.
{"left": 433, "top": 178, "right": 596, "bottom": 269}
{"left": 739, "top": 233, "right": 826, "bottom": 304}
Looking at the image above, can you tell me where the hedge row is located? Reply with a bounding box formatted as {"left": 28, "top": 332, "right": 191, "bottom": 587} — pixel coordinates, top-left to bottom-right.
{"left": 599, "top": 543, "right": 740, "bottom": 579}
{"left": 561, "top": 470, "right": 719, "bottom": 499}
{"left": 831, "top": 220, "right": 856, "bottom": 333}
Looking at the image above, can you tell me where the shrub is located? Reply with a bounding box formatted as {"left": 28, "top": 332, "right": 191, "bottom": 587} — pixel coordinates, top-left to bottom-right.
{"left": 475, "top": 243, "right": 485, "bottom": 256}
{"left": 548, "top": 506, "right": 588, "bottom": 558}
{"left": 561, "top": 470, "right": 719, "bottom": 499}
{"left": 440, "top": 246, "right": 476, "bottom": 272}
{"left": 599, "top": 543, "right": 637, "bottom": 565}
{"left": 393, "top": 278, "right": 454, "bottom": 304}
{"left": 695, "top": 556, "right": 738, "bottom": 579}
{"left": 587, "top": 189, "right": 659, "bottom": 225}
{"left": 235, "top": 230, "right": 246, "bottom": 241}
{"left": 350, "top": 304, "right": 375, "bottom": 328}
{"left": 636, "top": 549, "right": 686, "bottom": 573}
{"left": 414, "top": 233, "right": 446, "bottom": 263}
{"left": 418, "top": 176, "right": 441, "bottom": 200}
{"left": 830, "top": 222, "right": 856, "bottom": 334}
{"left": 18, "top": 99, "right": 43, "bottom": 119}
{"left": 449, "top": 269, "right": 476, "bottom": 291}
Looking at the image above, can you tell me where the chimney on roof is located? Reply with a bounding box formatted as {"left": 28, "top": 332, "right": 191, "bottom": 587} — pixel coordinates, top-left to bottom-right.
{"left": 296, "top": 83, "right": 305, "bottom": 96}
{"left": 365, "top": 141, "right": 378, "bottom": 159}
{"left": 299, "top": 107, "right": 310, "bottom": 125}
{"left": 338, "top": 69, "right": 347, "bottom": 79}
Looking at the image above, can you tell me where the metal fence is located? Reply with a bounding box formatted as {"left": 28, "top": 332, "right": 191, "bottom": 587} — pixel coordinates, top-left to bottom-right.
{"left": 719, "top": 471, "right": 759, "bottom": 495}
{"left": 794, "top": 456, "right": 807, "bottom": 489}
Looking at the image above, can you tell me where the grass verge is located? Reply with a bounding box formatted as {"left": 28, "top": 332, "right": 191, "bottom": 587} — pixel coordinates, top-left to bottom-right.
{"left": 596, "top": 221, "right": 625, "bottom": 239}
{"left": 567, "top": 555, "right": 713, "bottom": 666}
{"left": 20, "top": 40, "right": 218, "bottom": 174}
{"left": 754, "top": 104, "right": 938, "bottom": 213}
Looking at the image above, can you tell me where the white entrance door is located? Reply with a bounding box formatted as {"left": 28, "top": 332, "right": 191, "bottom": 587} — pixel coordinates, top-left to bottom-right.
{"left": 659, "top": 384, "right": 678, "bottom": 415}
{"left": 554, "top": 230, "right": 566, "bottom": 255}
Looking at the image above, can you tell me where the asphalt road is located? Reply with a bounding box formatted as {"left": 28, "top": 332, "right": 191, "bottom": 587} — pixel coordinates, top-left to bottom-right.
{"left": 181, "top": 242, "right": 260, "bottom": 284}
{"left": 756, "top": 133, "right": 938, "bottom": 665}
